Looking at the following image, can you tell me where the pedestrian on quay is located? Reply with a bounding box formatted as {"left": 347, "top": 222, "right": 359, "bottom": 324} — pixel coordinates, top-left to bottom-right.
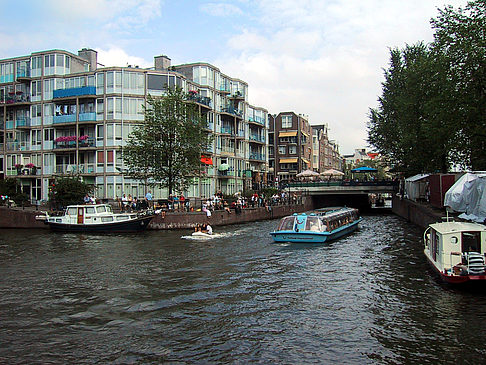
{"left": 145, "top": 190, "right": 153, "bottom": 208}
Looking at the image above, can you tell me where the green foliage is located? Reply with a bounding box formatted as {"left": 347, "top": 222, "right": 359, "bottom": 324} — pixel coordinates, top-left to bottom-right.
{"left": 368, "top": 1, "right": 486, "bottom": 173}
{"left": 0, "top": 178, "right": 28, "bottom": 205}
{"left": 49, "top": 177, "right": 93, "bottom": 208}
{"left": 122, "top": 87, "right": 212, "bottom": 195}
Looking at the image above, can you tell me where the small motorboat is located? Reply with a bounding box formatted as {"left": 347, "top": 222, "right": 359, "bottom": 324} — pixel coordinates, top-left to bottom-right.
{"left": 39, "top": 204, "right": 155, "bottom": 232}
{"left": 191, "top": 231, "right": 215, "bottom": 239}
{"left": 270, "top": 207, "right": 362, "bottom": 243}
{"left": 424, "top": 219, "right": 486, "bottom": 285}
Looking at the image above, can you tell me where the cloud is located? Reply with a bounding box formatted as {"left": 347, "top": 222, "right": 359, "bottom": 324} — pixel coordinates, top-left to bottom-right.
{"left": 96, "top": 46, "right": 152, "bottom": 68}
{"left": 213, "top": 0, "right": 470, "bottom": 154}
{"left": 200, "top": 2, "right": 243, "bottom": 17}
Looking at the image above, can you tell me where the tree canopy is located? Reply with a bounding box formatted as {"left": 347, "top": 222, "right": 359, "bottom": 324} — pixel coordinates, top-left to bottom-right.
{"left": 49, "top": 177, "right": 93, "bottom": 208}
{"left": 122, "top": 87, "right": 212, "bottom": 196}
{"left": 367, "top": 1, "right": 485, "bottom": 174}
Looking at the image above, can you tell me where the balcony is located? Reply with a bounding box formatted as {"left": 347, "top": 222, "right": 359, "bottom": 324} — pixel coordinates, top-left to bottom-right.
{"left": 55, "top": 164, "right": 95, "bottom": 174}
{"left": 221, "top": 106, "right": 243, "bottom": 118}
{"left": 187, "top": 94, "right": 211, "bottom": 108}
{"left": 16, "top": 118, "right": 31, "bottom": 128}
{"left": 16, "top": 67, "right": 31, "bottom": 81}
{"left": 219, "top": 83, "right": 231, "bottom": 94}
{"left": 220, "top": 126, "right": 234, "bottom": 135}
{"left": 248, "top": 116, "right": 265, "bottom": 126}
{"left": 79, "top": 112, "right": 96, "bottom": 122}
{"left": 228, "top": 91, "right": 245, "bottom": 100}
{"left": 53, "top": 86, "right": 96, "bottom": 99}
{"left": 53, "top": 114, "right": 76, "bottom": 124}
{"left": 5, "top": 141, "right": 31, "bottom": 151}
{"left": 1, "top": 94, "right": 31, "bottom": 105}
{"left": 249, "top": 134, "right": 265, "bottom": 143}
{"left": 249, "top": 153, "right": 266, "bottom": 161}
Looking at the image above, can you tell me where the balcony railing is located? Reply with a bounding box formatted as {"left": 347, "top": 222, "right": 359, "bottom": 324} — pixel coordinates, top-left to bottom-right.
{"left": 221, "top": 106, "right": 243, "bottom": 117}
{"left": 16, "top": 67, "right": 31, "bottom": 79}
{"left": 248, "top": 116, "right": 265, "bottom": 125}
{"left": 187, "top": 94, "right": 211, "bottom": 107}
{"left": 54, "top": 138, "right": 95, "bottom": 149}
{"left": 53, "top": 114, "right": 76, "bottom": 124}
{"left": 220, "top": 126, "right": 234, "bottom": 135}
{"left": 5, "top": 141, "right": 31, "bottom": 151}
{"left": 249, "top": 134, "right": 265, "bottom": 143}
{"left": 53, "top": 86, "right": 96, "bottom": 99}
{"left": 55, "top": 164, "right": 95, "bottom": 174}
{"left": 1, "top": 94, "right": 31, "bottom": 105}
{"left": 16, "top": 118, "right": 31, "bottom": 128}
{"left": 249, "top": 153, "right": 266, "bottom": 161}
{"left": 79, "top": 112, "right": 96, "bottom": 122}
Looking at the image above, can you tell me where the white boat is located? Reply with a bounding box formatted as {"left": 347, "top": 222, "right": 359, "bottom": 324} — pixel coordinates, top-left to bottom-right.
{"left": 424, "top": 220, "right": 486, "bottom": 285}
{"left": 270, "top": 207, "right": 362, "bottom": 243}
{"left": 39, "top": 204, "right": 154, "bottom": 232}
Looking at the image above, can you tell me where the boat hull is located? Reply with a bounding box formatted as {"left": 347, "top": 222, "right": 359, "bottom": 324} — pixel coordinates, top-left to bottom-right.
{"left": 270, "top": 219, "right": 361, "bottom": 243}
{"left": 46, "top": 215, "right": 154, "bottom": 233}
{"left": 425, "top": 254, "right": 486, "bottom": 285}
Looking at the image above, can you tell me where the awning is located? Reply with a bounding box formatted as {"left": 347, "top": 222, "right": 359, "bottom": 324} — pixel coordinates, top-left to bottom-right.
{"left": 279, "top": 131, "right": 297, "bottom": 137}
{"left": 279, "top": 158, "right": 298, "bottom": 163}
{"left": 301, "top": 158, "right": 310, "bottom": 164}
{"left": 301, "top": 130, "right": 309, "bottom": 138}
{"left": 200, "top": 156, "right": 213, "bottom": 165}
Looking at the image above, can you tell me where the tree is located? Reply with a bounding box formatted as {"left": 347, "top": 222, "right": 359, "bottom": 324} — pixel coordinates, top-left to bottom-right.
{"left": 0, "top": 178, "right": 28, "bottom": 205}
{"left": 431, "top": 0, "right": 486, "bottom": 170}
{"left": 122, "top": 87, "right": 212, "bottom": 196}
{"left": 367, "top": 43, "right": 455, "bottom": 175}
{"left": 49, "top": 177, "right": 93, "bottom": 208}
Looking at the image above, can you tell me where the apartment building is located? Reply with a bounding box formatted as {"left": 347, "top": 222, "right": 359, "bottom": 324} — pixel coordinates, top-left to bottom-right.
{"left": 0, "top": 48, "right": 267, "bottom": 202}
{"left": 268, "top": 112, "right": 312, "bottom": 183}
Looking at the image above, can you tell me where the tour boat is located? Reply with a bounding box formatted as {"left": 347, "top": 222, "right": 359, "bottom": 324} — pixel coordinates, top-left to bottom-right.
{"left": 424, "top": 220, "right": 486, "bottom": 285}
{"left": 270, "top": 207, "right": 362, "bottom": 243}
{"left": 39, "top": 204, "right": 155, "bottom": 232}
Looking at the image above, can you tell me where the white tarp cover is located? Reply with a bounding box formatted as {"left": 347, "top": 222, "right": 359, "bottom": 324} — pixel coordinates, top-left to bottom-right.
{"left": 404, "top": 174, "right": 430, "bottom": 201}
{"left": 444, "top": 172, "right": 486, "bottom": 222}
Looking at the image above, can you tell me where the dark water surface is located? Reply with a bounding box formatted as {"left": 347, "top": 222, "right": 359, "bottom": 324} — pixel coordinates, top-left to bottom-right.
{"left": 1, "top": 214, "right": 486, "bottom": 364}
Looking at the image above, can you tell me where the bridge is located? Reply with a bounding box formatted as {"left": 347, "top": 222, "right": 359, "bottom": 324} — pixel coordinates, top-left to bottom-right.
{"left": 282, "top": 181, "right": 398, "bottom": 211}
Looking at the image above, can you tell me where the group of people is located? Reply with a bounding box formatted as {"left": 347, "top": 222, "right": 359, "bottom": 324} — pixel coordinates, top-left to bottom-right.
{"left": 194, "top": 222, "right": 213, "bottom": 235}
{"left": 83, "top": 194, "right": 96, "bottom": 204}
{"left": 118, "top": 191, "right": 153, "bottom": 212}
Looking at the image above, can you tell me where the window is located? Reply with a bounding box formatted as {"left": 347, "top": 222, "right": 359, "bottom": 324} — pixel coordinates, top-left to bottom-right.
{"left": 278, "top": 146, "right": 286, "bottom": 154}
{"left": 44, "top": 128, "right": 54, "bottom": 141}
{"left": 289, "top": 145, "right": 297, "bottom": 154}
{"left": 281, "top": 115, "right": 292, "bottom": 128}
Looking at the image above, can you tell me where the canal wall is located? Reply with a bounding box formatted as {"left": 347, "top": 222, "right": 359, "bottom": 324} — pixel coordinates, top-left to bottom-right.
{"left": 0, "top": 196, "right": 314, "bottom": 230}
{"left": 391, "top": 195, "right": 444, "bottom": 229}
{"left": 0, "top": 206, "right": 47, "bottom": 229}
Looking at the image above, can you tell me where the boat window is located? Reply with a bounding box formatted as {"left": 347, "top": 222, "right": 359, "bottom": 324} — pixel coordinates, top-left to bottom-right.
{"left": 116, "top": 215, "right": 128, "bottom": 221}
{"left": 462, "top": 232, "right": 481, "bottom": 253}
{"left": 101, "top": 216, "right": 113, "bottom": 222}
{"left": 278, "top": 217, "right": 295, "bottom": 231}
{"left": 67, "top": 207, "right": 77, "bottom": 216}
{"left": 96, "top": 206, "right": 106, "bottom": 214}
{"left": 305, "top": 216, "right": 321, "bottom": 232}
{"left": 106, "top": 205, "right": 113, "bottom": 213}
{"left": 85, "top": 207, "right": 96, "bottom": 214}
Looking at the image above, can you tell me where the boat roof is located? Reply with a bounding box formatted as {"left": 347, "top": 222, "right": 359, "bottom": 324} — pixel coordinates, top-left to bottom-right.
{"left": 429, "top": 221, "right": 486, "bottom": 235}
{"left": 66, "top": 204, "right": 111, "bottom": 209}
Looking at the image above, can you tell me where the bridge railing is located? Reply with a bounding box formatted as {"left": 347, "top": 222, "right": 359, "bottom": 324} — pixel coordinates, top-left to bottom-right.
{"left": 285, "top": 180, "right": 399, "bottom": 188}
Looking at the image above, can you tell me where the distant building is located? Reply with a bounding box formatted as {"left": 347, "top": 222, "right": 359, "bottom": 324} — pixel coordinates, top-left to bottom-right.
{"left": 343, "top": 148, "right": 371, "bottom": 166}
{"left": 311, "top": 124, "right": 342, "bottom": 172}
{"left": 268, "top": 112, "right": 313, "bottom": 183}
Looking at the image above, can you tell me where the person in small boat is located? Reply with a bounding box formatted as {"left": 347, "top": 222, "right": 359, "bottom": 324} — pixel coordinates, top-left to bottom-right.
{"left": 206, "top": 223, "right": 213, "bottom": 235}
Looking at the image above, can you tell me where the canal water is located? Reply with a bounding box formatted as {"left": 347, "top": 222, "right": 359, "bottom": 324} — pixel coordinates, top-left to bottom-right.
{"left": 1, "top": 214, "right": 485, "bottom": 364}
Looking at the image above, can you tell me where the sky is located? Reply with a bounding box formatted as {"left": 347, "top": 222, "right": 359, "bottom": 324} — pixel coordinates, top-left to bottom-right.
{"left": 0, "top": 0, "right": 470, "bottom": 155}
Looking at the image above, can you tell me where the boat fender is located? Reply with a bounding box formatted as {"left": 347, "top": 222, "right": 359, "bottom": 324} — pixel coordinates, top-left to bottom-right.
{"left": 162, "top": 211, "right": 166, "bottom": 219}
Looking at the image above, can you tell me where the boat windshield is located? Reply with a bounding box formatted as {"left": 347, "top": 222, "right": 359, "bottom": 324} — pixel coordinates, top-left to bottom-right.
{"left": 305, "top": 216, "right": 321, "bottom": 232}
{"left": 66, "top": 207, "right": 77, "bottom": 216}
{"left": 96, "top": 206, "right": 106, "bottom": 214}
{"left": 278, "top": 217, "right": 295, "bottom": 231}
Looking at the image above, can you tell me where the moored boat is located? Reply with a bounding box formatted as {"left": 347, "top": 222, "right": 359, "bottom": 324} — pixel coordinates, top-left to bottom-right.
{"left": 424, "top": 220, "right": 486, "bottom": 285}
{"left": 270, "top": 207, "right": 362, "bottom": 243}
{"left": 39, "top": 204, "right": 154, "bottom": 232}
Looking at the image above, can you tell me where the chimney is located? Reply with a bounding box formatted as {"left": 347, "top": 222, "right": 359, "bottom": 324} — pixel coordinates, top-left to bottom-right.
{"left": 78, "top": 48, "right": 98, "bottom": 71}
{"left": 154, "top": 55, "right": 171, "bottom": 71}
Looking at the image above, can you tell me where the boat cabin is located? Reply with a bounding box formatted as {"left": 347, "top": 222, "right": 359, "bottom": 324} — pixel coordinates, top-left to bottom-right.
{"left": 48, "top": 204, "right": 138, "bottom": 225}
{"left": 277, "top": 208, "right": 360, "bottom": 233}
{"left": 425, "top": 221, "right": 486, "bottom": 276}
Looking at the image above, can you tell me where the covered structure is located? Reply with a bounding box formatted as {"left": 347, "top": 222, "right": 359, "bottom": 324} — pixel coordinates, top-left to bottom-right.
{"left": 404, "top": 174, "right": 430, "bottom": 202}
{"left": 444, "top": 172, "right": 486, "bottom": 222}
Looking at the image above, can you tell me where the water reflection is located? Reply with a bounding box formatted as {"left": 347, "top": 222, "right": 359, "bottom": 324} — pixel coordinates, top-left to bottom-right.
{"left": 0, "top": 216, "right": 485, "bottom": 363}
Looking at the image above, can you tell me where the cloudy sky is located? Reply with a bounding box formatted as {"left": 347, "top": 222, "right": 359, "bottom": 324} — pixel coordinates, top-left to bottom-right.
{"left": 0, "top": 0, "right": 469, "bottom": 154}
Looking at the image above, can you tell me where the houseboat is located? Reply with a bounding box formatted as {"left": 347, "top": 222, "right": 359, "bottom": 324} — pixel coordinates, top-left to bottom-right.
{"left": 424, "top": 220, "right": 486, "bottom": 284}
{"left": 270, "top": 207, "right": 362, "bottom": 243}
{"left": 39, "top": 204, "right": 155, "bottom": 232}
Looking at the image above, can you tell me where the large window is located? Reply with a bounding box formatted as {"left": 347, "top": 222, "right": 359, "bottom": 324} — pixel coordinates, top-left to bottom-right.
{"left": 281, "top": 115, "right": 292, "bottom": 128}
